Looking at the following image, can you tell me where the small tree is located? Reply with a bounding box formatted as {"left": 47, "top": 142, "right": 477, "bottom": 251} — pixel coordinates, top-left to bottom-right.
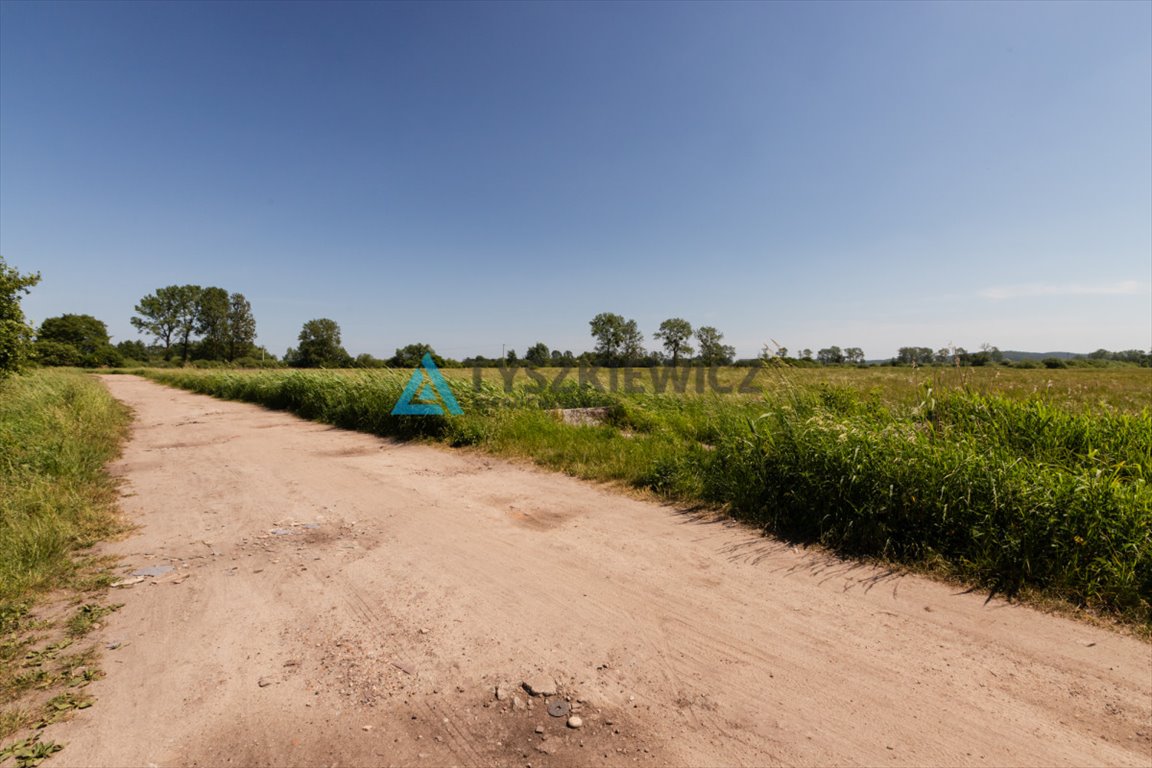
{"left": 589, "top": 312, "right": 625, "bottom": 364}
{"left": 0, "top": 257, "right": 41, "bottom": 378}
{"left": 696, "top": 326, "right": 735, "bottom": 366}
{"left": 621, "top": 322, "right": 644, "bottom": 364}
{"left": 981, "top": 343, "right": 1004, "bottom": 364}
{"left": 390, "top": 343, "right": 441, "bottom": 369}
{"left": 817, "top": 346, "right": 845, "bottom": 365}
{"left": 226, "top": 293, "right": 257, "bottom": 361}
{"left": 117, "top": 340, "right": 151, "bottom": 362}
{"left": 354, "top": 353, "right": 387, "bottom": 368}
{"left": 654, "top": 318, "right": 694, "bottom": 366}
{"left": 590, "top": 312, "right": 644, "bottom": 366}
{"left": 524, "top": 342, "right": 550, "bottom": 366}
{"left": 295, "top": 318, "right": 350, "bottom": 368}
{"left": 844, "top": 347, "right": 865, "bottom": 365}
{"left": 131, "top": 291, "right": 178, "bottom": 360}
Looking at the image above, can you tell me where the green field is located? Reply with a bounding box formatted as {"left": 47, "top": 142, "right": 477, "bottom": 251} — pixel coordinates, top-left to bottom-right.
{"left": 447, "top": 364, "right": 1152, "bottom": 412}
{"left": 142, "top": 365, "right": 1152, "bottom": 623}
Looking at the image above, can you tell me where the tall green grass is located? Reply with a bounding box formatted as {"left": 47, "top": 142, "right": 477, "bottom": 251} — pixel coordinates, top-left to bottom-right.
{"left": 0, "top": 370, "right": 130, "bottom": 750}
{"left": 0, "top": 370, "right": 130, "bottom": 607}
{"left": 144, "top": 368, "right": 617, "bottom": 443}
{"left": 143, "top": 368, "right": 1151, "bottom": 622}
{"left": 699, "top": 388, "right": 1150, "bottom": 614}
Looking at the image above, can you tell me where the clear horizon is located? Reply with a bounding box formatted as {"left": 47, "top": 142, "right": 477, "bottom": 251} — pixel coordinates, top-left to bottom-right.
{"left": 2, "top": 1, "right": 1149, "bottom": 362}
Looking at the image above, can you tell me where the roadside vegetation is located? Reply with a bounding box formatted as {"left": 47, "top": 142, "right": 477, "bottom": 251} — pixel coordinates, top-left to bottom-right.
{"left": 6, "top": 256, "right": 1149, "bottom": 627}
{"left": 0, "top": 369, "right": 131, "bottom": 752}
{"left": 0, "top": 370, "right": 129, "bottom": 603}
{"left": 142, "top": 364, "right": 1152, "bottom": 625}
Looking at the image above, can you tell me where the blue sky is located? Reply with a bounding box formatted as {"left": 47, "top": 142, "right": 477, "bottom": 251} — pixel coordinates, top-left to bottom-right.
{"left": 2, "top": 1, "right": 1149, "bottom": 361}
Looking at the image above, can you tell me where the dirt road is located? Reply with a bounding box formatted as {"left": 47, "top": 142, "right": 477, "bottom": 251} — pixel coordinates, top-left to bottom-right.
{"left": 49, "top": 375, "right": 1150, "bottom": 767}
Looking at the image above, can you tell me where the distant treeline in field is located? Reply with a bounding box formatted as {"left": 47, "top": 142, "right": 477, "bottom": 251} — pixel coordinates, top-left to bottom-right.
{"left": 17, "top": 277, "right": 1152, "bottom": 370}
{"left": 27, "top": 284, "right": 277, "bottom": 369}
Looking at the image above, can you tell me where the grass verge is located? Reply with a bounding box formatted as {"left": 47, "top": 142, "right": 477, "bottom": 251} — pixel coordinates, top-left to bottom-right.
{"left": 0, "top": 369, "right": 131, "bottom": 753}
{"left": 0, "top": 370, "right": 130, "bottom": 604}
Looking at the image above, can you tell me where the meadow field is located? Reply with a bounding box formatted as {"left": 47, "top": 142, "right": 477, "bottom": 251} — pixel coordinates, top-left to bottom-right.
{"left": 140, "top": 364, "right": 1152, "bottom": 623}
{"left": 448, "top": 364, "right": 1152, "bottom": 412}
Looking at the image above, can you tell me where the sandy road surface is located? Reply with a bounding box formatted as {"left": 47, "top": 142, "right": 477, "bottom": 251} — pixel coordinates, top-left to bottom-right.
{"left": 48, "top": 375, "right": 1150, "bottom": 767}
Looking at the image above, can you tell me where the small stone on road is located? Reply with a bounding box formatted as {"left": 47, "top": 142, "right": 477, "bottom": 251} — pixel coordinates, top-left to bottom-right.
{"left": 523, "top": 677, "right": 557, "bottom": 697}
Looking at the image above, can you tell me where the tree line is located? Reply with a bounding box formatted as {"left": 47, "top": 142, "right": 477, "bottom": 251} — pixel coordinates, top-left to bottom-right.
{"left": 130, "top": 285, "right": 259, "bottom": 363}
{"left": 0, "top": 268, "right": 272, "bottom": 371}
{"left": 2, "top": 257, "right": 1149, "bottom": 375}
{"left": 280, "top": 313, "right": 1150, "bottom": 370}
{"left": 275, "top": 312, "right": 746, "bottom": 370}
{"left": 585, "top": 313, "right": 738, "bottom": 367}
{"left": 760, "top": 345, "right": 866, "bottom": 366}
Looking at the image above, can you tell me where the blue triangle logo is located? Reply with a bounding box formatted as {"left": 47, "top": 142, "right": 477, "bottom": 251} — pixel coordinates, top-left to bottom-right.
{"left": 392, "top": 353, "right": 463, "bottom": 416}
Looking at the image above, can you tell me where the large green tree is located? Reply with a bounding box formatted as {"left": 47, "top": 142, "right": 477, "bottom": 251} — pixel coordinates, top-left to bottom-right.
{"left": 653, "top": 318, "right": 694, "bottom": 366}
{"left": 226, "top": 293, "right": 257, "bottom": 361}
{"left": 195, "top": 288, "right": 256, "bottom": 362}
{"left": 292, "top": 318, "right": 350, "bottom": 368}
{"left": 695, "top": 326, "right": 735, "bottom": 366}
{"left": 195, "top": 287, "right": 231, "bottom": 361}
{"left": 133, "top": 285, "right": 255, "bottom": 363}
{"left": 0, "top": 257, "right": 41, "bottom": 377}
{"left": 590, "top": 312, "right": 644, "bottom": 366}
{"left": 36, "top": 313, "right": 121, "bottom": 367}
{"left": 132, "top": 285, "right": 202, "bottom": 362}
{"left": 37, "top": 314, "right": 111, "bottom": 354}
